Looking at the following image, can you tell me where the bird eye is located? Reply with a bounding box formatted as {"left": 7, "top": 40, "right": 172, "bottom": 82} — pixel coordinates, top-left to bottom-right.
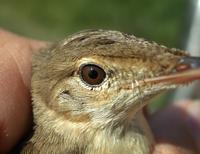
{"left": 80, "top": 64, "right": 106, "bottom": 86}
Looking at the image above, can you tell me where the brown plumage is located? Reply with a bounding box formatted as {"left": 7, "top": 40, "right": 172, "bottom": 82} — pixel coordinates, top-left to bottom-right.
{"left": 21, "top": 30, "right": 200, "bottom": 154}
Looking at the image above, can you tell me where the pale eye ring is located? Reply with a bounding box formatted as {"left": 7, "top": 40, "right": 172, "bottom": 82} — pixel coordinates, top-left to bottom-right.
{"left": 79, "top": 64, "right": 106, "bottom": 86}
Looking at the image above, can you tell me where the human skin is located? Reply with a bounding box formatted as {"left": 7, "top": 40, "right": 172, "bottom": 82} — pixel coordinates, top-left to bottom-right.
{"left": 0, "top": 29, "right": 46, "bottom": 153}
{"left": 0, "top": 29, "right": 199, "bottom": 153}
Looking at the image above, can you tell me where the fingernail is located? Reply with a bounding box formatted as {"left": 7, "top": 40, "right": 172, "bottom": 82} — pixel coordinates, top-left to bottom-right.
{"left": 188, "top": 101, "right": 200, "bottom": 121}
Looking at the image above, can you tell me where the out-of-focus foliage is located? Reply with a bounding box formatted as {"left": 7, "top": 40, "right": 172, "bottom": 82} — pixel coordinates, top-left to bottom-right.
{"left": 0, "top": 0, "right": 187, "bottom": 47}
{"left": 0, "top": 0, "right": 188, "bottom": 111}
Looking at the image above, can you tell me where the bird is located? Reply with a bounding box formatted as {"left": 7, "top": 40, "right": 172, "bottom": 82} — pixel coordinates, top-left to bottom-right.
{"left": 21, "top": 29, "right": 200, "bottom": 154}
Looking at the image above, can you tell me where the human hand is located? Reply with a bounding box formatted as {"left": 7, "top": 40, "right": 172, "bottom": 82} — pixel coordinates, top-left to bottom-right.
{"left": 149, "top": 101, "right": 200, "bottom": 154}
{"left": 0, "top": 29, "right": 199, "bottom": 154}
{"left": 0, "top": 29, "right": 46, "bottom": 153}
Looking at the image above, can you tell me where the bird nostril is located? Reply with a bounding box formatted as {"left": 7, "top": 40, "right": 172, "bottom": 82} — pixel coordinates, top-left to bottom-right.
{"left": 177, "top": 56, "right": 200, "bottom": 72}
{"left": 175, "top": 63, "right": 191, "bottom": 72}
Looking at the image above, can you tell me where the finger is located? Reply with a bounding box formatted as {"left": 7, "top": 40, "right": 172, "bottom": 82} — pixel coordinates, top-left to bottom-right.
{"left": 184, "top": 101, "right": 200, "bottom": 152}
{"left": 149, "top": 101, "right": 199, "bottom": 154}
{"left": 0, "top": 29, "right": 46, "bottom": 152}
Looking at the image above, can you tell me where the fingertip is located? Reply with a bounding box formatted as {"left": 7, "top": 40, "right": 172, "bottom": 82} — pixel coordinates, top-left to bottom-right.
{"left": 0, "top": 75, "right": 32, "bottom": 152}
{"left": 185, "top": 101, "right": 200, "bottom": 152}
{"left": 0, "top": 29, "right": 44, "bottom": 152}
{"left": 149, "top": 100, "right": 200, "bottom": 154}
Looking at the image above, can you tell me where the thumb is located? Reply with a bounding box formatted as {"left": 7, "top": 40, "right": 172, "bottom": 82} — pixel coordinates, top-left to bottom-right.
{"left": 0, "top": 29, "right": 46, "bottom": 152}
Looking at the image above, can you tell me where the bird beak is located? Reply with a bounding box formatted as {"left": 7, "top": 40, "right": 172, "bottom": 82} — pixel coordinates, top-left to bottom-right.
{"left": 179, "top": 56, "right": 200, "bottom": 70}
{"left": 143, "top": 56, "right": 200, "bottom": 85}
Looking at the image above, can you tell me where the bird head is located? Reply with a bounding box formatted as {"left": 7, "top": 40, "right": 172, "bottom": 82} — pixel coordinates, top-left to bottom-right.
{"left": 32, "top": 30, "right": 200, "bottom": 130}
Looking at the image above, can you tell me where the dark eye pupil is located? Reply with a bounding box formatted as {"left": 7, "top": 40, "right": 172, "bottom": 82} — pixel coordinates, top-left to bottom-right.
{"left": 80, "top": 64, "right": 106, "bottom": 86}
{"left": 88, "top": 69, "right": 98, "bottom": 79}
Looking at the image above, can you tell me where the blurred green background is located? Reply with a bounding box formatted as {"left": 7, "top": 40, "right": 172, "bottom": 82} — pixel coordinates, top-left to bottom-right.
{"left": 0, "top": 0, "right": 188, "bottom": 45}
{"left": 0, "top": 0, "right": 189, "bottom": 111}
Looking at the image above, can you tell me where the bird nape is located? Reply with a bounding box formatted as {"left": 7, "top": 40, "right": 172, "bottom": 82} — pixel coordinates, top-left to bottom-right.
{"left": 21, "top": 29, "right": 200, "bottom": 154}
